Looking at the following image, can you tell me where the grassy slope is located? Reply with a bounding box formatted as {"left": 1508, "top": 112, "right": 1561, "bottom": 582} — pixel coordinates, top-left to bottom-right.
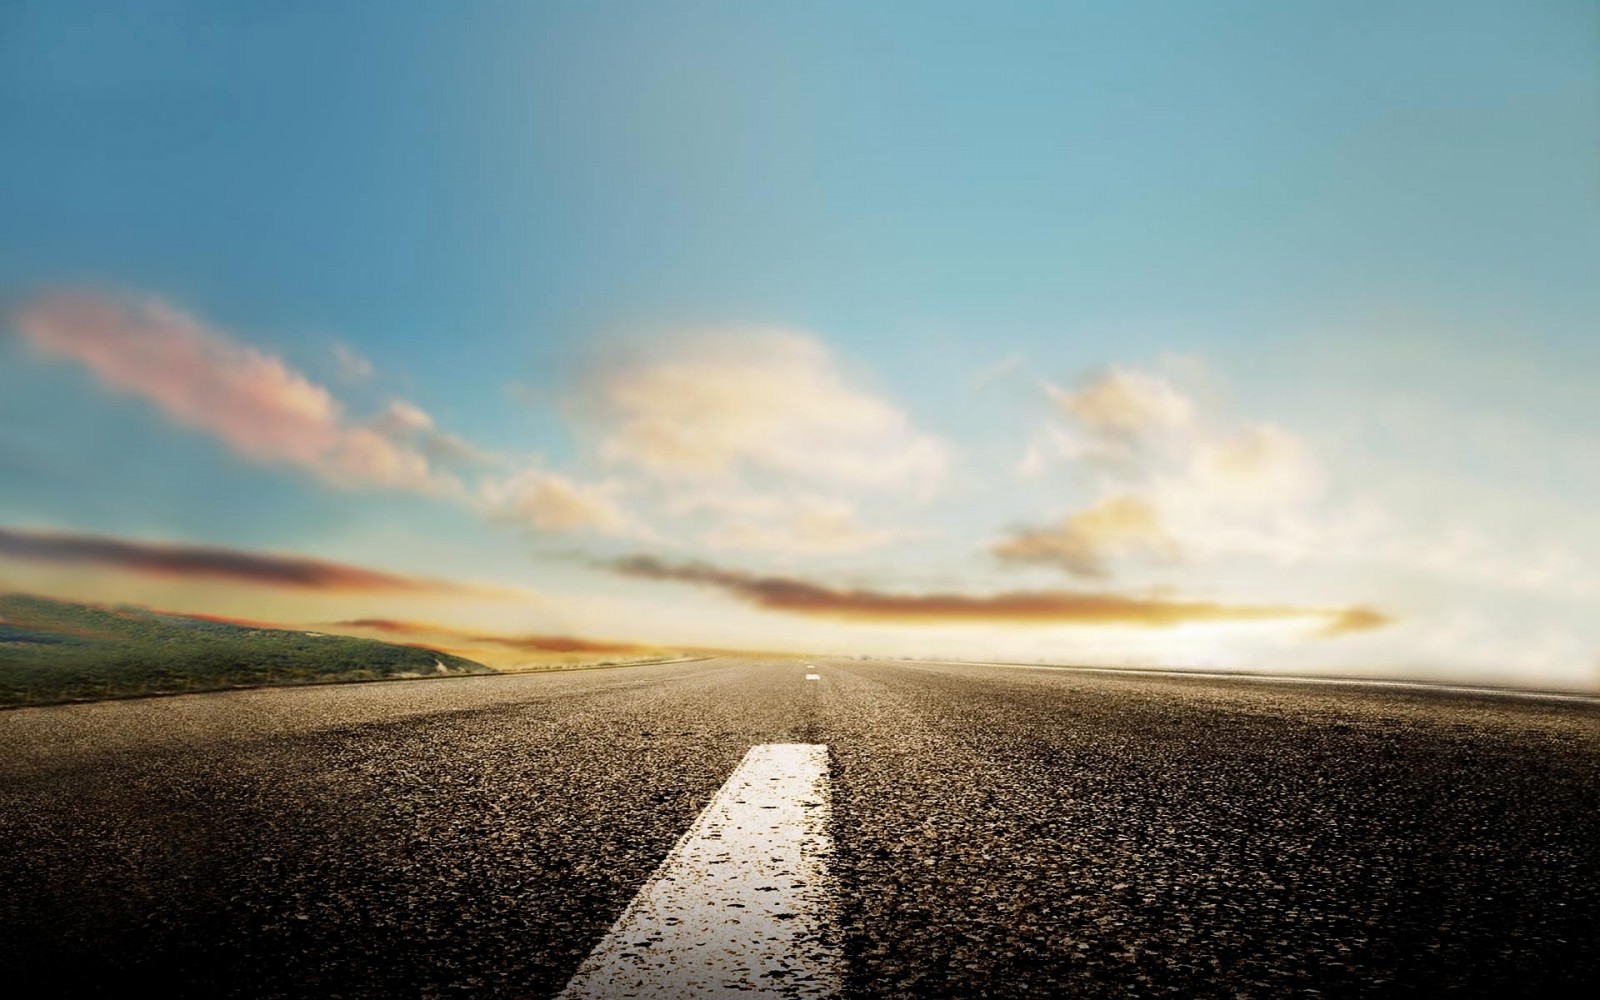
{"left": 0, "top": 594, "right": 492, "bottom": 707}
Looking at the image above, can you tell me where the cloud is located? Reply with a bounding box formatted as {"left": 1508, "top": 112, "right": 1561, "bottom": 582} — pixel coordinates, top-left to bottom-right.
{"left": 11, "top": 290, "right": 666, "bottom": 542}
{"left": 371, "top": 399, "right": 497, "bottom": 469}
{"left": 1018, "top": 363, "right": 1331, "bottom": 571}
{"left": 1022, "top": 369, "right": 1200, "bottom": 479}
{"left": 610, "top": 555, "right": 1388, "bottom": 634}
{"left": 13, "top": 292, "right": 451, "bottom": 493}
{"left": 560, "top": 329, "right": 950, "bottom": 554}
{"left": 327, "top": 618, "right": 648, "bottom": 654}
{"left": 1187, "top": 423, "right": 1321, "bottom": 509}
{"left": 1317, "top": 606, "right": 1394, "bottom": 637}
{"left": 146, "top": 607, "right": 284, "bottom": 629}
{"left": 0, "top": 525, "right": 495, "bottom": 594}
{"left": 372, "top": 400, "right": 435, "bottom": 436}
{"left": 332, "top": 342, "right": 374, "bottom": 381}
{"left": 1047, "top": 368, "right": 1193, "bottom": 435}
{"left": 588, "top": 330, "right": 950, "bottom": 488}
{"left": 480, "top": 467, "right": 638, "bottom": 536}
{"left": 994, "top": 494, "right": 1180, "bottom": 578}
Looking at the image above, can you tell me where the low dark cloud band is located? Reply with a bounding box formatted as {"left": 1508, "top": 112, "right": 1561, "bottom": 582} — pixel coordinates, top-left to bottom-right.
{"left": 612, "top": 555, "right": 1391, "bottom": 635}
{"left": 328, "top": 618, "right": 648, "bottom": 653}
{"left": 0, "top": 526, "right": 467, "bottom": 593}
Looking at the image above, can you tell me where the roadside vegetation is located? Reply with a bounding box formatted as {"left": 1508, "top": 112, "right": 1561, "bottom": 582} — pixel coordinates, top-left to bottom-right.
{"left": 0, "top": 594, "right": 491, "bottom": 708}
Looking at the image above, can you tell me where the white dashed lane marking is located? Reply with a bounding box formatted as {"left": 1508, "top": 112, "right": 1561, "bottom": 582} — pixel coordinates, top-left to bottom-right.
{"left": 805, "top": 674, "right": 820, "bottom": 682}
{"left": 557, "top": 743, "right": 839, "bottom": 999}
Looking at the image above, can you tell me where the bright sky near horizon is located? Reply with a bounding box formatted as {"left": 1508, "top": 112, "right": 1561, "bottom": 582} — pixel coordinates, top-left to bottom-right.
{"left": 2, "top": 1, "right": 1597, "bottom": 688}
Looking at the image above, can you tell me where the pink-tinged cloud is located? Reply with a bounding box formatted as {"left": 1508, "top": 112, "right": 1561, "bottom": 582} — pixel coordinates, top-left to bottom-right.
{"left": 372, "top": 399, "right": 497, "bottom": 469}
{"left": 12, "top": 292, "right": 448, "bottom": 492}
{"left": 0, "top": 525, "right": 491, "bottom": 594}
{"left": 612, "top": 555, "right": 1392, "bottom": 635}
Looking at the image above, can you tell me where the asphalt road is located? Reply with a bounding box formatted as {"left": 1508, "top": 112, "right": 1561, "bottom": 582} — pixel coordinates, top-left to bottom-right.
{"left": 2, "top": 657, "right": 1596, "bottom": 998}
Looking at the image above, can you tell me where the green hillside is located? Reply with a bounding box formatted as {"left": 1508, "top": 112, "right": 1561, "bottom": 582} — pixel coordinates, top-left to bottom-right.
{"left": 0, "top": 594, "right": 492, "bottom": 707}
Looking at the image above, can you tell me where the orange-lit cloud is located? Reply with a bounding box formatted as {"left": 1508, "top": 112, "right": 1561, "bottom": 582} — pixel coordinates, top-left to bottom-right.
{"left": 611, "top": 555, "right": 1390, "bottom": 634}
{"left": 994, "top": 493, "right": 1180, "bottom": 578}
{"left": 0, "top": 525, "right": 492, "bottom": 595}
{"left": 13, "top": 292, "right": 452, "bottom": 493}
{"left": 1316, "top": 606, "right": 1394, "bottom": 637}
{"left": 145, "top": 607, "right": 285, "bottom": 629}
{"left": 328, "top": 617, "right": 649, "bottom": 654}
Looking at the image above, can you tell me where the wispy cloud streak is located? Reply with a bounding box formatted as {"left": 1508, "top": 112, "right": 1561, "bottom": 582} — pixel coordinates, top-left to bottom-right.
{"left": 611, "top": 555, "right": 1390, "bottom": 634}
{"left": 13, "top": 292, "right": 451, "bottom": 492}
{"left": 12, "top": 290, "right": 644, "bottom": 539}
{"left": 0, "top": 525, "right": 491, "bottom": 594}
{"left": 328, "top": 618, "right": 649, "bottom": 653}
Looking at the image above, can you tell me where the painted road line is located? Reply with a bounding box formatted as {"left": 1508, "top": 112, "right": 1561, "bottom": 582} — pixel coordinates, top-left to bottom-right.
{"left": 805, "top": 674, "right": 821, "bottom": 681}
{"left": 557, "top": 743, "right": 839, "bottom": 999}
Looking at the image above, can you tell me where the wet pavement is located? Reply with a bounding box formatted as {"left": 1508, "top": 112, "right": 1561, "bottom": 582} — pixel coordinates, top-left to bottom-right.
{"left": 1, "top": 657, "right": 1595, "bottom": 997}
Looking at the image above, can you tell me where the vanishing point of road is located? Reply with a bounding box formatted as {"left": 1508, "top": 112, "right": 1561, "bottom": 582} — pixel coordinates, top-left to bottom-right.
{"left": 2, "top": 657, "right": 1596, "bottom": 997}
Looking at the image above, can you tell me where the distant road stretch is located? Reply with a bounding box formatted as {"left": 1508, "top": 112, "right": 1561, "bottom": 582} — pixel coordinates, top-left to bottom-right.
{"left": 2, "top": 658, "right": 1596, "bottom": 997}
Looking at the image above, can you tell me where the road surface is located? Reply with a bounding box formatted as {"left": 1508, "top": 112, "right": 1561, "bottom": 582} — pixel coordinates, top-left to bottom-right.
{"left": 2, "top": 657, "right": 1596, "bottom": 997}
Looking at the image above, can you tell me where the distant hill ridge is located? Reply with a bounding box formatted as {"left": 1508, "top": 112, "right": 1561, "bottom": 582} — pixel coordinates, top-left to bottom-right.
{"left": 0, "top": 593, "right": 492, "bottom": 707}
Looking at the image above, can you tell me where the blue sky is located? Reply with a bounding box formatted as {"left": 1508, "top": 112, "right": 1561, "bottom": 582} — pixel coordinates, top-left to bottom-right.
{"left": 3, "top": 1, "right": 1597, "bottom": 686}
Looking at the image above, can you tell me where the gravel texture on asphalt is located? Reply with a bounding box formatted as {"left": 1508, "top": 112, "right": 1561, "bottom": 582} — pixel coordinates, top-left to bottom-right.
{"left": 818, "top": 661, "right": 1599, "bottom": 997}
{"left": 1, "top": 657, "right": 1595, "bottom": 998}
